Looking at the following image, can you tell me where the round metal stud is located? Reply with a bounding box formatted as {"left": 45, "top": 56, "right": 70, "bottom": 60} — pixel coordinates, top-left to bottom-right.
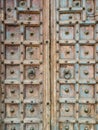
{"left": 30, "top": 32, "right": 34, "bottom": 36}
{"left": 65, "top": 88, "right": 69, "bottom": 93}
{"left": 84, "top": 70, "right": 89, "bottom": 75}
{"left": 30, "top": 108, "right": 35, "bottom": 113}
{"left": 30, "top": 127, "right": 34, "bottom": 130}
{"left": 69, "top": 16, "right": 72, "bottom": 19}
{"left": 85, "top": 31, "right": 89, "bottom": 35}
{"left": 10, "top": 108, "right": 15, "bottom": 113}
{"left": 85, "top": 51, "right": 89, "bottom": 55}
{"left": 20, "top": 1, "right": 25, "bottom": 6}
{"left": 28, "top": 16, "right": 32, "bottom": 21}
{"left": 84, "top": 108, "right": 89, "bottom": 113}
{"left": 75, "top": 2, "right": 79, "bottom": 6}
{"left": 10, "top": 70, "right": 15, "bottom": 74}
{"left": 66, "top": 50, "right": 70, "bottom": 54}
{"left": 11, "top": 33, "right": 15, "bottom": 37}
{"left": 7, "top": 7, "right": 11, "bottom": 12}
{"left": 65, "top": 107, "right": 70, "bottom": 112}
{"left": 65, "top": 125, "right": 69, "bottom": 130}
{"left": 84, "top": 127, "right": 89, "bottom": 130}
{"left": 65, "top": 31, "right": 69, "bottom": 35}
{"left": 10, "top": 89, "right": 15, "bottom": 94}
{"left": 10, "top": 50, "right": 15, "bottom": 55}
{"left": 11, "top": 127, "right": 16, "bottom": 130}
{"left": 84, "top": 89, "right": 89, "bottom": 94}
{"left": 29, "top": 89, "right": 34, "bottom": 94}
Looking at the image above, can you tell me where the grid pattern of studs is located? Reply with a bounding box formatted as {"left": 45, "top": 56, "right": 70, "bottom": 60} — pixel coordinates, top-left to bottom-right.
{"left": 0, "top": 0, "right": 50, "bottom": 130}
{"left": 51, "top": 0, "right": 98, "bottom": 130}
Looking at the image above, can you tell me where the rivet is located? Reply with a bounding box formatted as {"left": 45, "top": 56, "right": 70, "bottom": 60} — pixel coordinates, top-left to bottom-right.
{"left": 10, "top": 70, "right": 14, "bottom": 74}
{"left": 84, "top": 127, "right": 89, "bottom": 130}
{"left": 75, "top": 2, "right": 79, "bottom": 6}
{"left": 84, "top": 89, "right": 89, "bottom": 94}
{"left": 65, "top": 125, "right": 69, "bottom": 130}
{"left": 10, "top": 108, "right": 15, "bottom": 113}
{"left": 30, "top": 127, "right": 34, "bottom": 130}
{"left": 84, "top": 108, "right": 89, "bottom": 113}
{"left": 20, "top": 1, "right": 25, "bottom": 6}
{"left": 29, "top": 89, "right": 34, "bottom": 93}
{"left": 28, "top": 16, "right": 32, "bottom": 20}
{"left": 10, "top": 50, "right": 15, "bottom": 55}
{"left": 7, "top": 7, "right": 11, "bottom": 12}
{"left": 10, "top": 89, "right": 15, "bottom": 94}
{"left": 85, "top": 51, "right": 89, "bottom": 55}
{"left": 65, "top": 31, "right": 69, "bottom": 35}
{"left": 65, "top": 107, "right": 69, "bottom": 112}
{"left": 30, "top": 32, "right": 34, "bottom": 36}
{"left": 66, "top": 50, "right": 70, "bottom": 54}
{"left": 65, "top": 88, "right": 69, "bottom": 93}
{"left": 11, "top": 33, "right": 15, "bottom": 37}
{"left": 84, "top": 70, "right": 89, "bottom": 75}
{"left": 11, "top": 127, "right": 16, "bottom": 130}
{"left": 30, "top": 108, "right": 35, "bottom": 113}
{"left": 85, "top": 31, "right": 89, "bottom": 35}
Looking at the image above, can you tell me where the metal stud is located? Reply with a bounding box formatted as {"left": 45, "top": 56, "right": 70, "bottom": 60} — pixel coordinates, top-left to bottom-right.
{"left": 84, "top": 89, "right": 89, "bottom": 94}
{"left": 11, "top": 127, "right": 16, "bottom": 130}
{"left": 29, "top": 89, "right": 34, "bottom": 94}
{"left": 10, "top": 89, "right": 15, "bottom": 94}
{"left": 65, "top": 88, "right": 69, "bottom": 93}
{"left": 7, "top": 7, "right": 11, "bottom": 12}
{"left": 65, "top": 31, "right": 69, "bottom": 35}
{"left": 85, "top": 51, "right": 89, "bottom": 55}
{"left": 20, "top": 1, "right": 25, "bottom": 6}
{"left": 65, "top": 107, "right": 69, "bottom": 112}
{"left": 66, "top": 50, "right": 70, "bottom": 54}
{"left": 10, "top": 70, "right": 15, "bottom": 74}
{"left": 85, "top": 31, "right": 89, "bottom": 35}
{"left": 10, "top": 108, "right": 15, "bottom": 113}
{"left": 65, "top": 125, "right": 69, "bottom": 130}
{"left": 84, "top": 108, "right": 89, "bottom": 113}
{"left": 10, "top": 50, "right": 15, "bottom": 55}
{"left": 30, "top": 32, "right": 34, "bottom": 36}
{"left": 30, "top": 108, "right": 35, "bottom": 113}
{"left": 30, "top": 127, "right": 34, "bottom": 130}
{"left": 28, "top": 16, "right": 32, "bottom": 21}
{"left": 84, "top": 127, "right": 89, "bottom": 130}
{"left": 11, "top": 33, "right": 15, "bottom": 37}
{"left": 84, "top": 70, "right": 89, "bottom": 75}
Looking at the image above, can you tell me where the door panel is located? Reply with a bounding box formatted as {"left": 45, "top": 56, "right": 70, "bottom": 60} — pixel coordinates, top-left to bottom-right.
{"left": 0, "top": 0, "right": 50, "bottom": 130}
{"left": 51, "top": 0, "right": 98, "bottom": 130}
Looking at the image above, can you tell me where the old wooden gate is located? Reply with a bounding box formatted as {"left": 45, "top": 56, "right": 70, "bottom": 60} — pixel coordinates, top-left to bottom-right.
{"left": 0, "top": 0, "right": 98, "bottom": 130}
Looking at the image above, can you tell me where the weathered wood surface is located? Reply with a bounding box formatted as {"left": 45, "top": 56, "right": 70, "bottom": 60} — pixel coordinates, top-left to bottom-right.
{"left": 0, "top": 0, "right": 50, "bottom": 130}
{"left": 51, "top": 0, "right": 98, "bottom": 130}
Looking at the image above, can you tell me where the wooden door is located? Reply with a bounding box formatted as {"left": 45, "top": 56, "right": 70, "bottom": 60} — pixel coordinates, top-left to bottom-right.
{"left": 0, "top": 0, "right": 50, "bottom": 130}
{"left": 51, "top": 0, "right": 98, "bottom": 130}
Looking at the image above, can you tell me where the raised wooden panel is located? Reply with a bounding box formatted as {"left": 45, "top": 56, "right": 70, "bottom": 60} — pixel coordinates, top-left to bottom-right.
{"left": 0, "top": 0, "right": 50, "bottom": 130}
{"left": 51, "top": 0, "right": 98, "bottom": 130}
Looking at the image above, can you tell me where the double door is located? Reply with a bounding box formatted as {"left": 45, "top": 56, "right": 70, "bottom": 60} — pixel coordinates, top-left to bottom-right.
{"left": 0, "top": 0, "right": 98, "bottom": 130}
